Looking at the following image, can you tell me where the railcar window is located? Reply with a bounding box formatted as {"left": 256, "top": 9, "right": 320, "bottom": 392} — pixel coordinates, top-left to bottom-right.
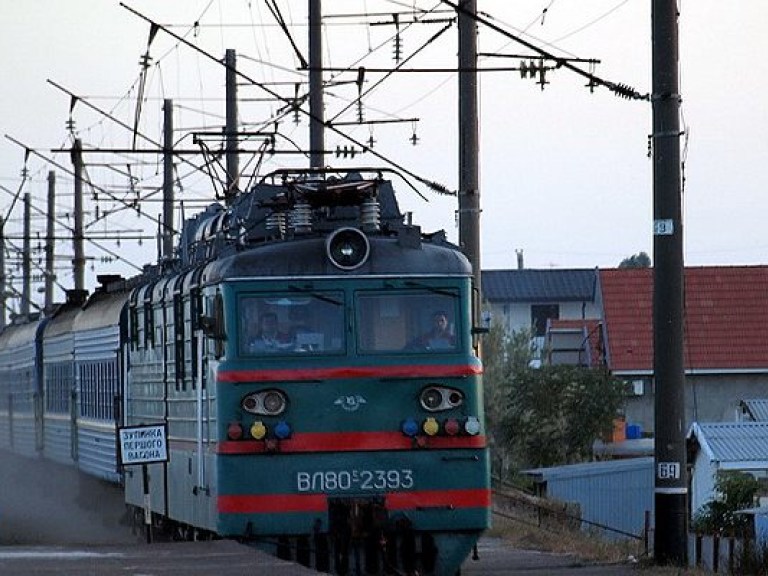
{"left": 356, "top": 291, "right": 459, "bottom": 353}
{"left": 143, "top": 301, "right": 154, "bottom": 347}
{"left": 239, "top": 292, "right": 345, "bottom": 356}
{"left": 79, "top": 360, "right": 117, "bottom": 421}
{"left": 174, "top": 294, "right": 186, "bottom": 390}
{"left": 45, "top": 362, "right": 72, "bottom": 413}
{"left": 129, "top": 305, "right": 139, "bottom": 349}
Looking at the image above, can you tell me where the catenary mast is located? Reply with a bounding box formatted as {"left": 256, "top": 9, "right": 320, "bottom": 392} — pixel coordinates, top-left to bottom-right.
{"left": 652, "top": 0, "right": 687, "bottom": 565}
{"left": 308, "top": 0, "right": 324, "bottom": 170}
{"left": 458, "top": 0, "right": 481, "bottom": 318}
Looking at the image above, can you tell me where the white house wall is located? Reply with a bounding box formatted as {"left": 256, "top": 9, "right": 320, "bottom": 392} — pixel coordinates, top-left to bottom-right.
{"left": 487, "top": 301, "right": 600, "bottom": 335}
{"left": 691, "top": 452, "right": 717, "bottom": 519}
{"left": 623, "top": 373, "right": 768, "bottom": 434}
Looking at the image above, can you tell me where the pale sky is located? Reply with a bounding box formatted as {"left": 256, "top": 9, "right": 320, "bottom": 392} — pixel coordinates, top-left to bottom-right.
{"left": 1, "top": 1, "right": 766, "bottom": 306}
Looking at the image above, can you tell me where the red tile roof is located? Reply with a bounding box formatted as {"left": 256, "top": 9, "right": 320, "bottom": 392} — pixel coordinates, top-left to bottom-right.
{"left": 600, "top": 266, "right": 768, "bottom": 372}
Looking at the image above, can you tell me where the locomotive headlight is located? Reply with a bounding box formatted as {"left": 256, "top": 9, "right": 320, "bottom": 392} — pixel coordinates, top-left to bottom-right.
{"left": 326, "top": 227, "right": 370, "bottom": 270}
{"left": 241, "top": 389, "right": 288, "bottom": 416}
{"left": 262, "top": 390, "right": 287, "bottom": 415}
{"left": 420, "top": 386, "right": 464, "bottom": 412}
{"left": 421, "top": 388, "right": 443, "bottom": 411}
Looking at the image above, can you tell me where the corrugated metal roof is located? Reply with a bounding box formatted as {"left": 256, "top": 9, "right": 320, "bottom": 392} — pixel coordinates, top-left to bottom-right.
{"left": 522, "top": 458, "right": 654, "bottom": 541}
{"left": 600, "top": 266, "right": 768, "bottom": 372}
{"left": 741, "top": 399, "right": 768, "bottom": 422}
{"left": 688, "top": 422, "right": 768, "bottom": 465}
{"left": 524, "top": 456, "right": 653, "bottom": 480}
{"left": 481, "top": 268, "right": 597, "bottom": 303}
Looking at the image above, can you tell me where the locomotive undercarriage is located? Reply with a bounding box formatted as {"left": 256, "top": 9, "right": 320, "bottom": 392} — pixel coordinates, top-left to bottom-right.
{"left": 128, "top": 505, "right": 217, "bottom": 543}
{"left": 128, "top": 499, "right": 453, "bottom": 575}
{"left": 255, "top": 498, "right": 443, "bottom": 576}
{"left": 273, "top": 497, "right": 438, "bottom": 575}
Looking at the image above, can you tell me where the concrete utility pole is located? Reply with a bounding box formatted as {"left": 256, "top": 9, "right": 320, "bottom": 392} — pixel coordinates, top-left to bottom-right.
{"left": 458, "top": 1, "right": 481, "bottom": 308}
{"left": 45, "top": 171, "right": 56, "bottom": 311}
{"left": 308, "top": 0, "right": 324, "bottom": 170}
{"left": 22, "top": 193, "right": 31, "bottom": 316}
{"left": 71, "top": 139, "right": 85, "bottom": 292}
{"left": 163, "top": 99, "right": 174, "bottom": 261}
{"left": 225, "top": 48, "right": 239, "bottom": 203}
{"left": 652, "top": 0, "right": 687, "bottom": 565}
{"left": 0, "top": 216, "right": 5, "bottom": 328}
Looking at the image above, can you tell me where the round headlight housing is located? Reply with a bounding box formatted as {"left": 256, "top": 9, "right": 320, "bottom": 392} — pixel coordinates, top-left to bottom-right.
{"left": 419, "top": 386, "right": 464, "bottom": 412}
{"left": 326, "top": 227, "right": 370, "bottom": 270}
{"left": 421, "top": 387, "right": 444, "bottom": 411}
{"left": 241, "top": 389, "right": 288, "bottom": 416}
{"left": 262, "top": 390, "right": 287, "bottom": 415}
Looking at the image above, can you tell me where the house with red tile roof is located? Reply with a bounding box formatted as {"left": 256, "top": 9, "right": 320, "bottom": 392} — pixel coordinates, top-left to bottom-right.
{"left": 482, "top": 265, "right": 768, "bottom": 434}
{"left": 597, "top": 266, "right": 768, "bottom": 432}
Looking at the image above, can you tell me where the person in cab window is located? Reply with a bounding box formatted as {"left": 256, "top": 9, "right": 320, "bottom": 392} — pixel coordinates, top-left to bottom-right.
{"left": 415, "top": 310, "right": 456, "bottom": 350}
{"left": 249, "top": 312, "right": 292, "bottom": 352}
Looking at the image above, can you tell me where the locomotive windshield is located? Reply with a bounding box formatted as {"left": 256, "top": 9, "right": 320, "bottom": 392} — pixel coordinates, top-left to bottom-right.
{"left": 239, "top": 292, "right": 345, "bottom": 355}
{"left": 356, "top": 290, "right": 460, "bottom": 353}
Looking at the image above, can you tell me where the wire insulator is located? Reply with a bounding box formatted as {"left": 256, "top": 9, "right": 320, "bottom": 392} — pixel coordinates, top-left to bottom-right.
{"left": 291, "top": 201, "right": 312, "bottom": 234}
{"left": 360, "top": 198, "right": 381, "bottom": 232}
{"left": 266, "top": 212, "right": 286, "bottom": 238}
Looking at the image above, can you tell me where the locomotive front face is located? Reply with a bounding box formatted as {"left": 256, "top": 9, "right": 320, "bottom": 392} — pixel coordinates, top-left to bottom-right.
{"left": 210, "top": 274, "right": 489, "bottom": 574}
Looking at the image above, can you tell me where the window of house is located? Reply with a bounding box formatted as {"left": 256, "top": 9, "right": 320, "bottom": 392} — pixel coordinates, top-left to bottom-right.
{"left": 531, "top": 304, "right": 559, "bottom": 337}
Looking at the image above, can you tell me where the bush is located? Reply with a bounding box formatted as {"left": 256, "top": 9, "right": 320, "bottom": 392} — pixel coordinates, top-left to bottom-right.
{"left": 692, "top": 471, "right": 760, "bottom": 536}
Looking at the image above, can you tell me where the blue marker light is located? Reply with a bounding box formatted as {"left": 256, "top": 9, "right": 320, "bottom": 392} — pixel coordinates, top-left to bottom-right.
{"left": 401, "top": 418, "right": 419, "bottom": 437}
{"left": 274, "top": 421, "right": 292, "bottom": 439}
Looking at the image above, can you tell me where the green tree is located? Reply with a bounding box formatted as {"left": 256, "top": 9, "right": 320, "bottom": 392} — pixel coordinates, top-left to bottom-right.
{"left": 692, "top": 471, "right": 760, "bottom": 536}
{"left": 482, "top": 320, "right": 535, "bottom": 479}
{"left": 502, "top": 365, "right": 628, "bottom": 468}
{"left": 618, "top": 251, "right": 651, "bottom": 268}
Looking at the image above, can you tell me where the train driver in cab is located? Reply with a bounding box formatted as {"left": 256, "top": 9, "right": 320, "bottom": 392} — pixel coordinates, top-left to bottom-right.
{"left": 249, "top": 311, "right": 292, "bottom": 352}
{"left": 411, "top": 310, "right": 456, "bottom": 350}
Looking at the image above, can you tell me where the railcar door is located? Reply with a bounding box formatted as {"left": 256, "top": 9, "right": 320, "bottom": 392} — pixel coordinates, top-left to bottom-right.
{"left": 195, "top": 332, "right": 209, "bottom": 493}
{"left": 70, "top": 385, "right": 78, "bottom": 461}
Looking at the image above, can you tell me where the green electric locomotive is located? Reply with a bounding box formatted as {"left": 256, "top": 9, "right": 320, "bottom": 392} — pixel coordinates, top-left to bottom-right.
{"left": 123, "top": 169, "right": 490, "bottom": 575}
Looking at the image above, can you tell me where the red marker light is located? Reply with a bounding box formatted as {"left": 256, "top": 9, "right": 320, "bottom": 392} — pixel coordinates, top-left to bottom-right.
{"left": 227, "top": 422, "right": 243, "bottom": 440}
{"left": 444, "top": 418, "right": 460, "bottom": 436}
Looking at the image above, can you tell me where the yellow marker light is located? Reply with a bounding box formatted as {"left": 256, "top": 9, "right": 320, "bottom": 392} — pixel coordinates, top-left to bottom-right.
{"left": 423, "top": 417, "right": 439, "bottom": 436}
{"left": 250, "top": 421, "right": 267, "bottom": 440}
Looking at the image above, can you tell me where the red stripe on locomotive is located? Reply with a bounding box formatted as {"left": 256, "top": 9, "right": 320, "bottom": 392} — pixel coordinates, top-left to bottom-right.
{"left": 217, "top": 431, "right": 486, "bottom": 454}
{"left": 217, "top": 362, "right": 482, "bottom": 383}
{"left": 218, "top": 488, "right": 491, "bottom": 514}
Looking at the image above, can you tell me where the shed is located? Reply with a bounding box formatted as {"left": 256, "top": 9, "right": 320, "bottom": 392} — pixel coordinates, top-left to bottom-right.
{"left": 739, "top": 399, "right": 768, "bottom": 422}
{"left": 737, "top": 506, "right": 768, "bottom": 549}
{"left": 687, "top": 422, "right": 768, "bottom": 517}
{"left": 522, "top": 457, "right": 653, "bottom": 541}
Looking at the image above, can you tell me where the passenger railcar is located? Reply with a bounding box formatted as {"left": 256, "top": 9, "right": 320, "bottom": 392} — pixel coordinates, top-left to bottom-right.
{"left": 41, "top": 291, "right": 84, "bottom": 466}
{"left": 0, "top": 315, "right": 44, "bottom": 454}
{"left": 0, "top": 170, "right": 490, "bottom": 575}
{"left": 70, "top": 282, "right": 129, "bottom": 482}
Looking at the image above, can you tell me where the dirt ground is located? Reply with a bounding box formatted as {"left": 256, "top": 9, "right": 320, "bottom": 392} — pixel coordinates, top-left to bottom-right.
{"left": 0, "top": 449, "right": 136, "bottom": 546}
